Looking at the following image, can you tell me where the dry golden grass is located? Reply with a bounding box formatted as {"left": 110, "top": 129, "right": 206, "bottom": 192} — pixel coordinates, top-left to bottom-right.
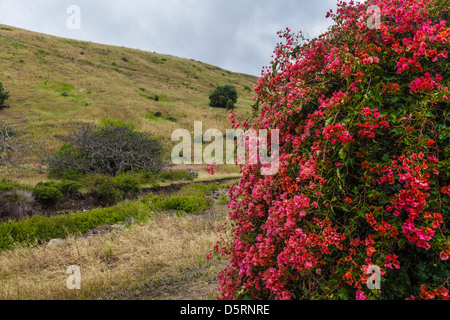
{"left": 0, "top": 24, "right": 256, "bottom": 149}
{"left": 0, "top": 208, "right": 231, "bottom": 300}
{"left": 0, "top": 24, "right": 255, "bottom": 183}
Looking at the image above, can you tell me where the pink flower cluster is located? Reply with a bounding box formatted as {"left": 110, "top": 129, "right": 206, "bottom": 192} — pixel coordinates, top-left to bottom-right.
{"left": 414, "top": 285, "right": 450, "bottom": 300}
{"left": 409, "top": 72, "right": 443, "bottom": 93}
{"left": 357, "top": 107, "right": 390, "bottom": 139}
{"left": 206, "top": 162, "right": 219, "bottom": 175}
{"left": 378, "top": 153, "right": 444, "bottom": 251}
{"left": 320, "top": 123, "right": 354, "bottom": 145}
{"left": 384, "top": 254, "right": 400, "bottom": 270}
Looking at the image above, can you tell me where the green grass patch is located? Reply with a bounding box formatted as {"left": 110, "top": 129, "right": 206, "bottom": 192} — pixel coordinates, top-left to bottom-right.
{"left": 145, "top": 113, "right": 162, "bottom": 121}
{"left": 78, "top": 59, "right": 94, "bottom": 66}
{"left": 145, "top": 113, "right": 176, "bottom": 123}
{"left": 0, "top": 204, "right": 137, "bottom": 251}
{"left": 0, "top": 179, "right": 30, "bottom": 192}
{"left": 42, "top": 81, "right": 74, "bottom": 93}
{"left": 176, "top": 183, "right": 219, "bottom": 197}
{"left": 36, "top": 81, "right": 85, "bottom": 102}
{"left": 158, "top": 170, "right": 196, "bottom": 182}
{"left": 157, "top": 95, "right": 175, "bottom": 103}
{"left": 143, "top": 194, "right": 212, "bottom": 214}
{"left": 216, "top": 194, "right": 228, "bottom": 205}
{"left": 98, "top": 118, "right": 127, "bottom": 127}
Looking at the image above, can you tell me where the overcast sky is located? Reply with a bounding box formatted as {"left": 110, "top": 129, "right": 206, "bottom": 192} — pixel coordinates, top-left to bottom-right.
{"left": 0, "top": 0, "right": 341, "bottom": 76}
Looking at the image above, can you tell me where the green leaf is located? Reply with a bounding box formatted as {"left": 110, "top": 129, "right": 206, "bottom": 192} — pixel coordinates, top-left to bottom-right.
{"left": 339, "top": 147, "right": 346, "bottom": 161}
{"left": 337, "top": 288, "right": 349, "bottom": 300}
{"left": 241, "top": 293, "right": 254, "bottom": 300}
{"left": 397, "top": 238, "right": 406, "bottom": 249}
{"left": 325, "top": 117, "right": 334, "bottom": 127}
{"left": 382, "top": 153, "right": 390, "bottom": 162}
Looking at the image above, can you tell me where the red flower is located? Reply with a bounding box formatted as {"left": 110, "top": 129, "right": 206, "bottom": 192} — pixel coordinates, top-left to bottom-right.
{"left": 385, "top": 254, "right": 401, "bottom": 269}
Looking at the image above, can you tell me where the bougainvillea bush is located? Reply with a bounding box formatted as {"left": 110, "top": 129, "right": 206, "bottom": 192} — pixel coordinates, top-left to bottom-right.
{"left": 211, "top": 0, "right": 449, "bottom": 300}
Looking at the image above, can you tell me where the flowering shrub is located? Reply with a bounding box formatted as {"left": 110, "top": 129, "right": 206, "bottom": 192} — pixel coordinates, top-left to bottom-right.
{"left": 206, "top": 161, "right": 220, "bottom": 175}
{"left": 211, "top": 0, "right": 449, "bottom": 300}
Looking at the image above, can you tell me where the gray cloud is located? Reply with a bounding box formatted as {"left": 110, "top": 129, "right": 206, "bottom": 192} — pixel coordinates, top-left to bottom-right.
{"left": 0, "top": 0, "right": 339, "bottom": 75}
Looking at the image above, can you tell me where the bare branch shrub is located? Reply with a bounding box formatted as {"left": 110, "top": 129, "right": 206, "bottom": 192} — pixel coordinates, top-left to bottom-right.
{"left": 0, "top": 120, "right": 30, "bottom": 166}
{"left": 46, "top": 121, "right": 163, "bottom": 177}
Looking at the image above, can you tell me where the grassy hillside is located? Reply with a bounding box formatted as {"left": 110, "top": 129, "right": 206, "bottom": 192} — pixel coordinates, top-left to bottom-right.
{"left": 0, "top": 24, "right": 257, "bottom": 183}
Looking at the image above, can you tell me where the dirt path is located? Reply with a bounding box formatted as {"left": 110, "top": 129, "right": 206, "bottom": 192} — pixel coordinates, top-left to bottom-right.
{"left": 139, "top": 176, "right": 240, "bottom": 195}
{"left": 98, "top": 260, "right": 228, "bottom": 300}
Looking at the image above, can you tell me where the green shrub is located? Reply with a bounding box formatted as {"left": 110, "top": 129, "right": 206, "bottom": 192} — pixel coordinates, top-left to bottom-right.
{"left": 154, "top": 111, "right": 162, "bottom": 117}
{"left": 187, "top": 169, "right": 199, "bottom": 179}
{"left": 158, "top": 170, "right": 194, "bottom": 181}
{"left": 58, "top": 180, "right": 82, "bottom": 194}
{"left": 0, "top": 81, "right": 10, "bottom": 106}
{"left": 89, "top": 174, "right": 140, "bottom": 204}
{"left": 134, "top": 170, "right": 158, "bottom": 185}
{"left": 147, "top": 194, "right": 212, "bottom": 213}
{"left": 0, "top": 179, "right": 19, "bottom": 192}
{"left": 33, "top": 183, "right": 63, "bottom": 205}
{"left": 144, "top": 113, "right": 159, "bottom": 121}
{"left": 113, "top": 175, "right": 141, "bottom": 197}
{"left": 209, "top": 84, "right": 237, "bottom": 109}
{"left": 90, "top": 176, "right": 117, "bottom": 203}
{"left": 32, "top": 179, "right": 83, "bottom": 205}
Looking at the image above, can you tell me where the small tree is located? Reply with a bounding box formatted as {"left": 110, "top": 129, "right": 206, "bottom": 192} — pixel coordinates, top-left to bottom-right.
{"left": 47, "top": 122, "right": 163, "bottom": 177}
{"left": 209, "top": 84, "right": 237, "bottom": 109}
{"left": 0, "top": 82, "right": 10, "bottom": 106}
